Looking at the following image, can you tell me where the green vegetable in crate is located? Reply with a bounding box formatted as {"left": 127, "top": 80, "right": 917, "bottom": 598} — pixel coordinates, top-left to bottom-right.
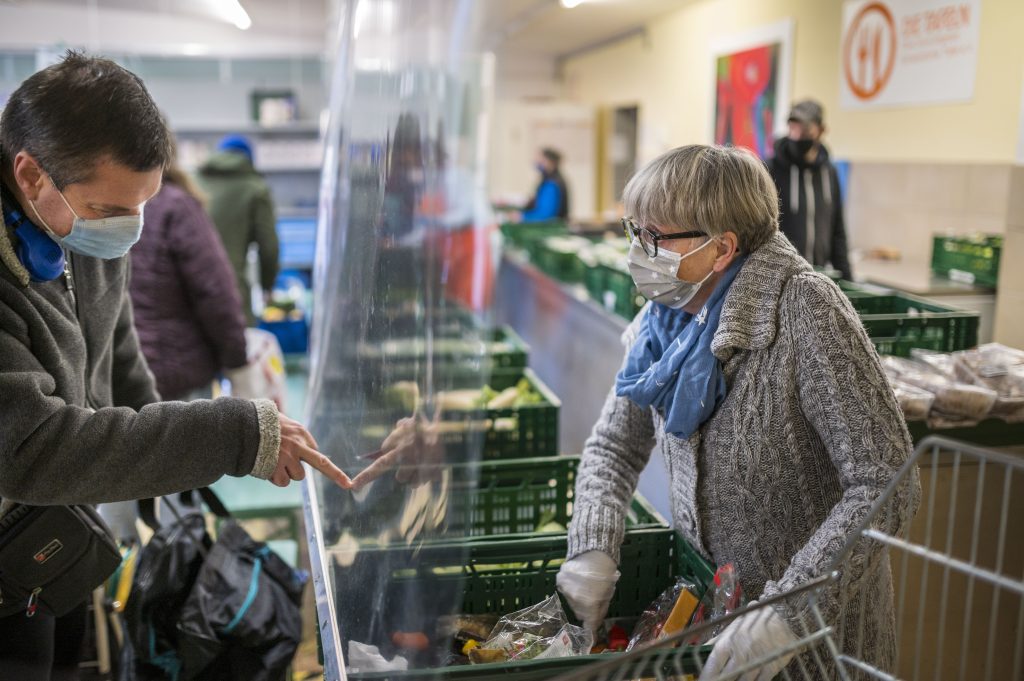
{"left": 384, "top": 381, "right": 420, "bottom": 412}
{"left": 486, "top": 386, "right": 520, "bottom": 409}
{"left": 534, "top": 508, "right": 566, "bottom": 534}
{"left": 388, "top": 379, "right": 543, "bottom": 414}
{"left": 436, "top": 389, "right": 488, "bottom": 411}
{"left": 479, "top": 384, "right": 499, "bottom": 406}
{"left": 511, "top": 378, "right": 543, "bottom": 407}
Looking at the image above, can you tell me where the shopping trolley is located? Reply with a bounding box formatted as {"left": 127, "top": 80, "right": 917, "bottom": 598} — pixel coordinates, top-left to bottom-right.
{"left": 551, "top": 436, "right": 1024, "bottom": 681}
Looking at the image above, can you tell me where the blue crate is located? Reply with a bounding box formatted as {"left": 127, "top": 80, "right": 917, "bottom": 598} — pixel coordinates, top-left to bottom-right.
{"left": 258, "top": 318, "right": 309, "bottom": 354}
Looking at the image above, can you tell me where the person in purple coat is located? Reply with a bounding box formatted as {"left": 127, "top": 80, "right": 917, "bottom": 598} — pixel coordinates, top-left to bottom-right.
{"left": 129, "top": 157, "right": 249, "bottom": 400}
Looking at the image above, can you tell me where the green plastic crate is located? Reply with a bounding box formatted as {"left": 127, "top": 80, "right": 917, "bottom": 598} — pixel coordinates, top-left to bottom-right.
{"left": 499, "top": 221, "right": 568, "bottom": 257}
{"left": 601, "top": 264, "right": 646, "bottom": 320}
{"left": 583, "top": 265, "right": 607, "bottom": 305}
{"left": 838, "top": 279, "right": 868, "bottom": 293}
{"left": 847, "top": 292, "right": 980, "bottom": 357}
{"left": 931, "top": 235, "right": 1002, "bottom": 287}
{"left": 533, "top": 236, "right": 597, "bottom": 284}
{"left": 445, "top": 456, "right": 666, "bottom": 540}
{"left": 907, "top": 418, "right": 1024, "bottom": 448}
{"left": 466, "top": 369, "right": 559, "bottom": 459}
{"left": 367, "top": 306, "right": 484, "bottom": 341}
{"left": 342, "top": 530, "right": 714, "bottom": 681}
{"left": 359, "top": 326, "right": 530, "bottom": 381}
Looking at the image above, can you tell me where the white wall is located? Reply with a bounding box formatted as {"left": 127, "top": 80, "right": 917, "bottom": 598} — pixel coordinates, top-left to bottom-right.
{"left": 490, "top": 101, "right": 597, "bottom": 222}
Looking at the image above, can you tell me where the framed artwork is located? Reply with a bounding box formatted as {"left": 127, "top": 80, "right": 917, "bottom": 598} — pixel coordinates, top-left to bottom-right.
{"left": 710, "top": 20, "right": 794, "bottom": 159}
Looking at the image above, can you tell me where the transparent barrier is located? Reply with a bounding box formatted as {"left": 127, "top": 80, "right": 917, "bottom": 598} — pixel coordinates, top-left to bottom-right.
{"left": 302, "top": 2, "right": 497, "bottom": 678}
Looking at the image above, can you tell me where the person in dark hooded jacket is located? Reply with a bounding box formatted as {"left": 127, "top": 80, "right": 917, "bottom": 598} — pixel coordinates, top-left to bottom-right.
{"left": 767, "top": 100, "right": 852, "bottom": 280}
{"left": 196, "top": 136, "right": 279, "bottom": 324}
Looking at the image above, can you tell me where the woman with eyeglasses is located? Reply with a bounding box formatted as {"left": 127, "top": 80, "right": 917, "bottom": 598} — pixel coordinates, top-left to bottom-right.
{"left": 555, "top": 145, "right": 920, "bottom": 680}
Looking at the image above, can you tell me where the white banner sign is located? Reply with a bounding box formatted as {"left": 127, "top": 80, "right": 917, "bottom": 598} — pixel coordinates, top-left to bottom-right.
{"left": 840, "top": 0, "right": 981, "bottom": 110}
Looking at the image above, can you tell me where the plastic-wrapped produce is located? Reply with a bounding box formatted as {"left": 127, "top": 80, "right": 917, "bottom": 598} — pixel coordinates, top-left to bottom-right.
{"left": 951, "top": 344, "right": 1024, "bottom": 422}
{"left": 909, "top": 349, "right": 958, "bottom": 378}
{"left": 470, "top": 594, "right": 593, "bottom": 663}
{"left": 625, "top": 578, "right": 702, "bottom": 652}
{"left": 890, "top": 379, "right": 935, "bottom": 421}
{"left": 881, "top": 356, "right": 996, "bottom": 421}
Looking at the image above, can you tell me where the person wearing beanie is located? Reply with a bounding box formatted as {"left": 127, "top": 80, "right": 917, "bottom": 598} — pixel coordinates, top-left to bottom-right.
{"left": 197, "top": 134, "right": 279, "bottom": 324}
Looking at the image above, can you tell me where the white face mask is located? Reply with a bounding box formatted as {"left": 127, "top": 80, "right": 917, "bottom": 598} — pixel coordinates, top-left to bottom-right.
{"left": 626, "top": 237, "right": 716, "bottom": 309}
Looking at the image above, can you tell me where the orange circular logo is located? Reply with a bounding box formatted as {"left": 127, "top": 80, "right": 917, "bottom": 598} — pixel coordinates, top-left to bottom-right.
{"left": 843, "top": 2, "right": 897, "bottom": 100}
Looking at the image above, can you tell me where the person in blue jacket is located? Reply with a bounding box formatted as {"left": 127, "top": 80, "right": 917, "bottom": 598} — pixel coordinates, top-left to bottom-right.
{"left": 513, "top": 147, "right": 570, "bottom": 222}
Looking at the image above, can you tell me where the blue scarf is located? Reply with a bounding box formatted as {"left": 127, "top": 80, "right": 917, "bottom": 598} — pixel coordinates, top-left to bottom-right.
{"left": 616, "top": 257, "right": 747, "bottom": 438}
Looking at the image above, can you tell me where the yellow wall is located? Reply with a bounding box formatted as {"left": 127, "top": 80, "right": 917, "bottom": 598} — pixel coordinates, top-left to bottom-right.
{"left": 563, "top": 0, "right": 1024, "bottom": 165}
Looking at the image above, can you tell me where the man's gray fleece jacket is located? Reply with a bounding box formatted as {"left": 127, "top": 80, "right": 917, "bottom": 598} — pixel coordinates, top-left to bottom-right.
{"left": 567, "top": 233, "right": 921, "bottom": 677}
{"left": 0, "top": 188, "right": 279, "bottom": 507}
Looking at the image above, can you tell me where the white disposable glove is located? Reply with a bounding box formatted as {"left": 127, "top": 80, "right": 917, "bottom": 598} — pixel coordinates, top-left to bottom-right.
{"left": 699, "top": 603, "right": 799, "bottom": 681}
{"left": 555, "top": 550, "right": 620, "bottom": 634}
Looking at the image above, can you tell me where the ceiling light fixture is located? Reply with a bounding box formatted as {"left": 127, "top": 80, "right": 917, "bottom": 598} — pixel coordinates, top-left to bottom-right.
{"left": 560, "top": 0, "right": 587, "bottom": 7}
{"left": 218, "top": 0, "right": 252, "bottom": 30}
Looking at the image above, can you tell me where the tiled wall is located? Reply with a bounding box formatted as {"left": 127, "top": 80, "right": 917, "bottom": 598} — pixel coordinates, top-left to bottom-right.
{"left": 845, "top": 162, "right": 1012, "bottom": 261}
{"left": 845, "top": 161, "right": 1022, "bottom": 348}
{"left": 995, "top": 167, "right": 1024, "bottom": 348}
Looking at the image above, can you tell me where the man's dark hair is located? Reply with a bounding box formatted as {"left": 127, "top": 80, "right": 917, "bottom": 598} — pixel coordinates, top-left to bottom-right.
{"left": 0, "top": 50, "right": 172, "bottom": 188}
{"left": 542, "top": 147, "right": 562, "bottom": 168}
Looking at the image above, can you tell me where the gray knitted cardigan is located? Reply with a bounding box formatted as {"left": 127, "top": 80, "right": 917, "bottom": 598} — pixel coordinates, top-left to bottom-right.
{"left": 568, "top": 232, "right": 921, "bottom": 676}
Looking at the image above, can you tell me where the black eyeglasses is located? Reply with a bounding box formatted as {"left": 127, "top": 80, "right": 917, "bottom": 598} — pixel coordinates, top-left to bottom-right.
{"left": 621, "top": 218, "right": 706, "bottom": 258}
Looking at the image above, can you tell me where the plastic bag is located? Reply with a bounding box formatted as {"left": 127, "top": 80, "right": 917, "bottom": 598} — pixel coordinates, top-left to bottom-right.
{"left": 626, "top": 577, "right": 702, "bottom": 651}
{"left": 711, "top": 564, "right": 743, "bottom": 622}
{"left": 176, "top": 522, "right": 306, "bottom": 680}
{"left": 228, "top": 328, "right": 287, "bottom": 411}
{"left": 471, "top": 594, "right": 593, "bottom": 663}
{"left": 950, "top": 344, "right": 1024, "bottom": 422}
{"left": 348, "top": 641, "right": 409, "bottom": 673}
{"left": 881, "top": 355, "right": 996, "bottom": 421}
{"left": 688, "top": 563, "right": 744, "bottom": 644}
{"left": 891, "top": 379, "right": 935, "bottom": 421}
{"left": 910, "top": 349, "right": 958, "bottom": 377}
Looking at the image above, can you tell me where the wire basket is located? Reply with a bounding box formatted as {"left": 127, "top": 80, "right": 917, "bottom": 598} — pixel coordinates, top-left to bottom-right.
{"left": 551, "top": 436, "right": 1023, "bottom": 681}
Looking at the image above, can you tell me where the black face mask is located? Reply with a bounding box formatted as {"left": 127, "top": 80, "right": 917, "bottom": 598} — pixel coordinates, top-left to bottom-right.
{"left": 787, "top": 138, "right": 815, "bottom": 159}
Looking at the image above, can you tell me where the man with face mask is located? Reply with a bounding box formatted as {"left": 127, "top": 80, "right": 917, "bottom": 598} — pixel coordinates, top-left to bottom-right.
{"left": 767, "top": 99, "right": 853, "bottom": 280}
{"left": 0, "top": 52, "right": 351, "bottom": 679}
{"left": 511, "top": 147, "right": 570, "bottom": 223}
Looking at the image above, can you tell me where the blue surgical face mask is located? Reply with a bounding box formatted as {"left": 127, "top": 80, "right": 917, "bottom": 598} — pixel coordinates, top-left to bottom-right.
{"left": 29, "top": 179, "right": 143, "bottom": 259}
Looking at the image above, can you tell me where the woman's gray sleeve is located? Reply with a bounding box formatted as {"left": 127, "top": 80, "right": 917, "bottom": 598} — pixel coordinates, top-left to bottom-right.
{"left": 567, "top": 372, "right": 657, "bottom": 564}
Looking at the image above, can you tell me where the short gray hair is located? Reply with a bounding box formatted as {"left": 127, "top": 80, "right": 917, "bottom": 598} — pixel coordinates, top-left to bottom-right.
{"left": 622, "top": 144, "right": 779, "bottom": 252}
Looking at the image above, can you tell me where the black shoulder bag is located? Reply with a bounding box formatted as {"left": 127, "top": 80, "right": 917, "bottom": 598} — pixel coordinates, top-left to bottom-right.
{"left": 0, "top": 504, "right": 121, "bottom": 619}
